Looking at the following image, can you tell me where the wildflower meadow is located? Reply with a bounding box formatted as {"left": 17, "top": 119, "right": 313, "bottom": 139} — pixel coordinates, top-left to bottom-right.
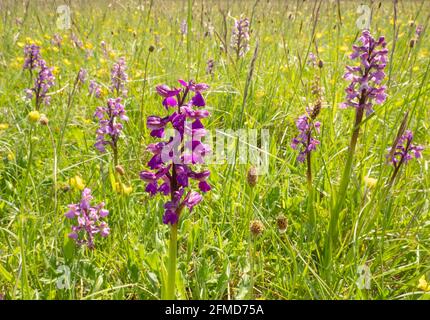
{"left": 0, "top": 0, "right": 430, "bottom": 301}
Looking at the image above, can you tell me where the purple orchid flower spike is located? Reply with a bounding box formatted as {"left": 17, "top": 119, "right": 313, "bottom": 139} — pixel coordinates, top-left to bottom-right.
{"left": 230, "top": 16, "right": 250, "bottom": 59}
{"left": 291, "top": 108, "right": 321, "bottom": 163}
{"left": 110, "top": 57, "right": 128, "bottom": 97}
{"left": 140, "top": 79, "right": 211, "bottom": 225}
{"left": 65, "top": 188, "right": 110, "bottom": 249}
{"left": 25, "top": 59, "right": 55, "bottom": 110}
{"left": 94, "top": 97, "right": 128, "bottom": 165}
{"left": 340, "top": 30, "right": 388, "bottom": 116}
{"left": 23, "top": 43, "right": 42, "bottom": 71}
{"left": 386, "top": 128, "right": 424, "bottom": 185}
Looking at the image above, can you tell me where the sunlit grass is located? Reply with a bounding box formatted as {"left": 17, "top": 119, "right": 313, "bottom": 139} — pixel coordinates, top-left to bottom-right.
{"left": 0, "top": 0, "right": 429, "bottom": 300}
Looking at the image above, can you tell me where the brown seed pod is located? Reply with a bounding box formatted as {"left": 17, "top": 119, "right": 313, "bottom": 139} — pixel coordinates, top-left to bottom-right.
{"left": 115, "top": 165, "right": 125, "bottom": 176}
{"left": 250, "top": 220, "right": 265, "bottom": 236}
{"left": 310, "top": 101, "right": 321, "bottom": 120}
{"left": 39, "top": 114, "right": 49, "bottom": 126}
{"left": 247, "top": 167, "right": 258, "bottom": 187}
{"left": 276, "top": 215, "right": 288, "bottom": 233}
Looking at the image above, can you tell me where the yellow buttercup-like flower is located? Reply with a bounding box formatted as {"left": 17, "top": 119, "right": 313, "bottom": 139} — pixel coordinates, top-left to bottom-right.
{"left": 122, "top": 185, "right": 133, "bottom": 195}
{"left": 418, "top": 275, "right": 430, "bottom": 292}
{"left": 256, "top": 90, "right": 265, "bottom": 99}
{"left": 7, "top": 152, "right": 15, "bottom": 161}
{"left": 340, "top": 45, "right": 349, "bottom": 52}
{"left": 115, "top": 182, "right": 133, "bottom": 195}
{"left": 364, "top": 176, "right": 377, "bottom": 189}
{"left": 69, "top": 175, "right": 85, "bottom": 191}
{"left": 28, "top": 111, "right": 41, "bottom": 123}
{"left": 0, "top": 123, "right": 9, "bottom": 130}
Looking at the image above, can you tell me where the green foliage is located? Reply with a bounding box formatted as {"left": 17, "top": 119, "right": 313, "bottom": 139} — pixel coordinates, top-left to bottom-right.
{"left": 0, "top": 0, "right": 429, "bottom": 300}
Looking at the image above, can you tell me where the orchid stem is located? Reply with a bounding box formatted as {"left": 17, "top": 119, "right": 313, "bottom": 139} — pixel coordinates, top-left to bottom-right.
{"left": 324, "top": 106, "right": 364, "bottom": 273}
{"left": 166, "top": 223, "right": 178, "bottom": 300}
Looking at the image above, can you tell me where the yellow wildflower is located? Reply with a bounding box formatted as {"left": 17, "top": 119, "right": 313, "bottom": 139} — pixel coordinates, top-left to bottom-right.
{"left": 256, "top": 90, "right": 265, "bottom": 99}
{"left": 28, "top": 111, "right": 41, "bottom": 123}
{"left": 340, "top": 45, "right": 349, "bottom": 52}
{"left": 364, "top": 176, "right": 377, "bottom": 189}
{"left": 418, "top": 275, "right": 430, "bottom": 292}
{"left": 115, "top": 182, "right": 133, "bottom": 195}
{"left": 0, "top": 123, "right": 9, "bottom": 130}
{"left": 7, "top": 152, "right": 15, "bottom": 161}
{"left": 69, "top": 175, "right": 85, "bottom": 191}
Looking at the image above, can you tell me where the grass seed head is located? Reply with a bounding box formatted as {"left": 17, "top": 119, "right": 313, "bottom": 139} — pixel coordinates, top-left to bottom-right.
{"left": 276, "top": 215, "right": 288, "bottom": 233}
{"left": 247, "top": 166, "right": 258, "bottom": 187}
{"left": 250, "top": 220, "right": 265, "bottom": 236}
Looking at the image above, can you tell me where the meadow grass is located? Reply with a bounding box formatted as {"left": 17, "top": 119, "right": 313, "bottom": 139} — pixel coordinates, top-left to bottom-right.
{"left": 0, "top": 0, "right": 429, "bottom": 300}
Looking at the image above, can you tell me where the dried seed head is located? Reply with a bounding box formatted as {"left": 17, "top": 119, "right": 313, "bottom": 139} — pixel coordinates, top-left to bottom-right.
{"left": 311, "top": 77, "right": 322, "bottom": 98}
{"left": 250, "top": 220, "right": 265, "bottom": 236}
{"left": 310, "top": 101, "right": 321, "bottom": 120}
{"left": 247, "top": 166, "right": 258, "bottom": 187}
{"left": 115, "top": 165, "right": 125, "bottom": 176}
{"left": 148, "top": 45, "right": 155, "bottom": 53}
{"left": 410, "top": 39, "right": 416, "bottom": 48}
{"left": 60, "top": 184, "right": 71, "bottom": 193}
{"left": 39, "top": 114, "right": 49, "bottom": 125}
{"left": 318, "top": 59, "right": 323, "bottom": 69}
{"left": 276, "top": 215, "right": 288, "bottom": 233}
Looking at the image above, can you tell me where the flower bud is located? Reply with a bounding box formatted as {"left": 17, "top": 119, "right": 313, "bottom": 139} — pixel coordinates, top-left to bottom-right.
{"left": 247, "top": 166, "right": 258, "bottom": 187}
{"left": 115, "top": 165, "right": 125, "bottom": 176}
{"left": 250, "top": 220, "right": 265, "bottom": 236}
{"left": 39, "top": 114, "right": 49, "bottom": 125}
{"left": 318, "top": 59, "right": 323, "bottom": 68}
{"left": 149, "top": 45, "right": 155, "bottom": 53}
{"left": 410, "top": 39, "right": 416, "bottom": 48}
{"left": 277, "top": 215, "right": 288, "bottom": 234}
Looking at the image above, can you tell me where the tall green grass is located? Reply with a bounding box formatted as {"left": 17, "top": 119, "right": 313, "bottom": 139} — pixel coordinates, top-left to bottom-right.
{"left": 0, "top": 0, "right": 429, "bottom": 300}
